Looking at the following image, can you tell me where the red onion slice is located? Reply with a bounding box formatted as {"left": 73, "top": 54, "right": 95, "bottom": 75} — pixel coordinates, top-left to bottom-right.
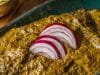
{"left": 40, "top": 23, "right": 78, "bottom": 49}
{"left": 31, "top": 46, "right": 56, "bottom": 59}
{"left": 47, "top": 32, "right": 75, "bottom": 48}
{"left": 30, "top": 40, "right": 61, "bottom": 59}
{"left": 36, "top": 35, "right": 66, "bottom": 58}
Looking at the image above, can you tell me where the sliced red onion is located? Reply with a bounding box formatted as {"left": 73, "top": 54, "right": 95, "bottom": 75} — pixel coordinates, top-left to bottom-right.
{"left": 40, "top": 23, "right": 78, "bottom": 49}
{"left": 36, "top": 35, "right": 66, "bottom": 58}
{"left": 47, "top": 32, "right": 74, "bottom": 48}
{"left": 31, "top": 47, "right": 55, "bottom": 59}
{"left": 30, "top": 40, "right": 61, "bottom": 59}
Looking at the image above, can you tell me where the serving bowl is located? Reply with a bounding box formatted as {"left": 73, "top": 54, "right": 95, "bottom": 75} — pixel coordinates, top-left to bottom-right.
{"left": 0, "top": 0, "right": 100, "bottom": 75}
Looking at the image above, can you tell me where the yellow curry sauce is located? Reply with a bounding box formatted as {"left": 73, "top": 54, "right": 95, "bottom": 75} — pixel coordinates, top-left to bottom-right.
{"left": 0, "top": 9, "right": 100, "bottom": 75}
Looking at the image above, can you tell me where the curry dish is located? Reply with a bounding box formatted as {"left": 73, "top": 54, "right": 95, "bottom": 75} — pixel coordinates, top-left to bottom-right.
{"left": 0, "top": 9, "right": 100, "bottom": 75}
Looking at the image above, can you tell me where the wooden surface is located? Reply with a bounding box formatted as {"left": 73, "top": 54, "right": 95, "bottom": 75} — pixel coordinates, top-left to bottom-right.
{"left": 0, "top": 0, "right": 46, "bottom": 28}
